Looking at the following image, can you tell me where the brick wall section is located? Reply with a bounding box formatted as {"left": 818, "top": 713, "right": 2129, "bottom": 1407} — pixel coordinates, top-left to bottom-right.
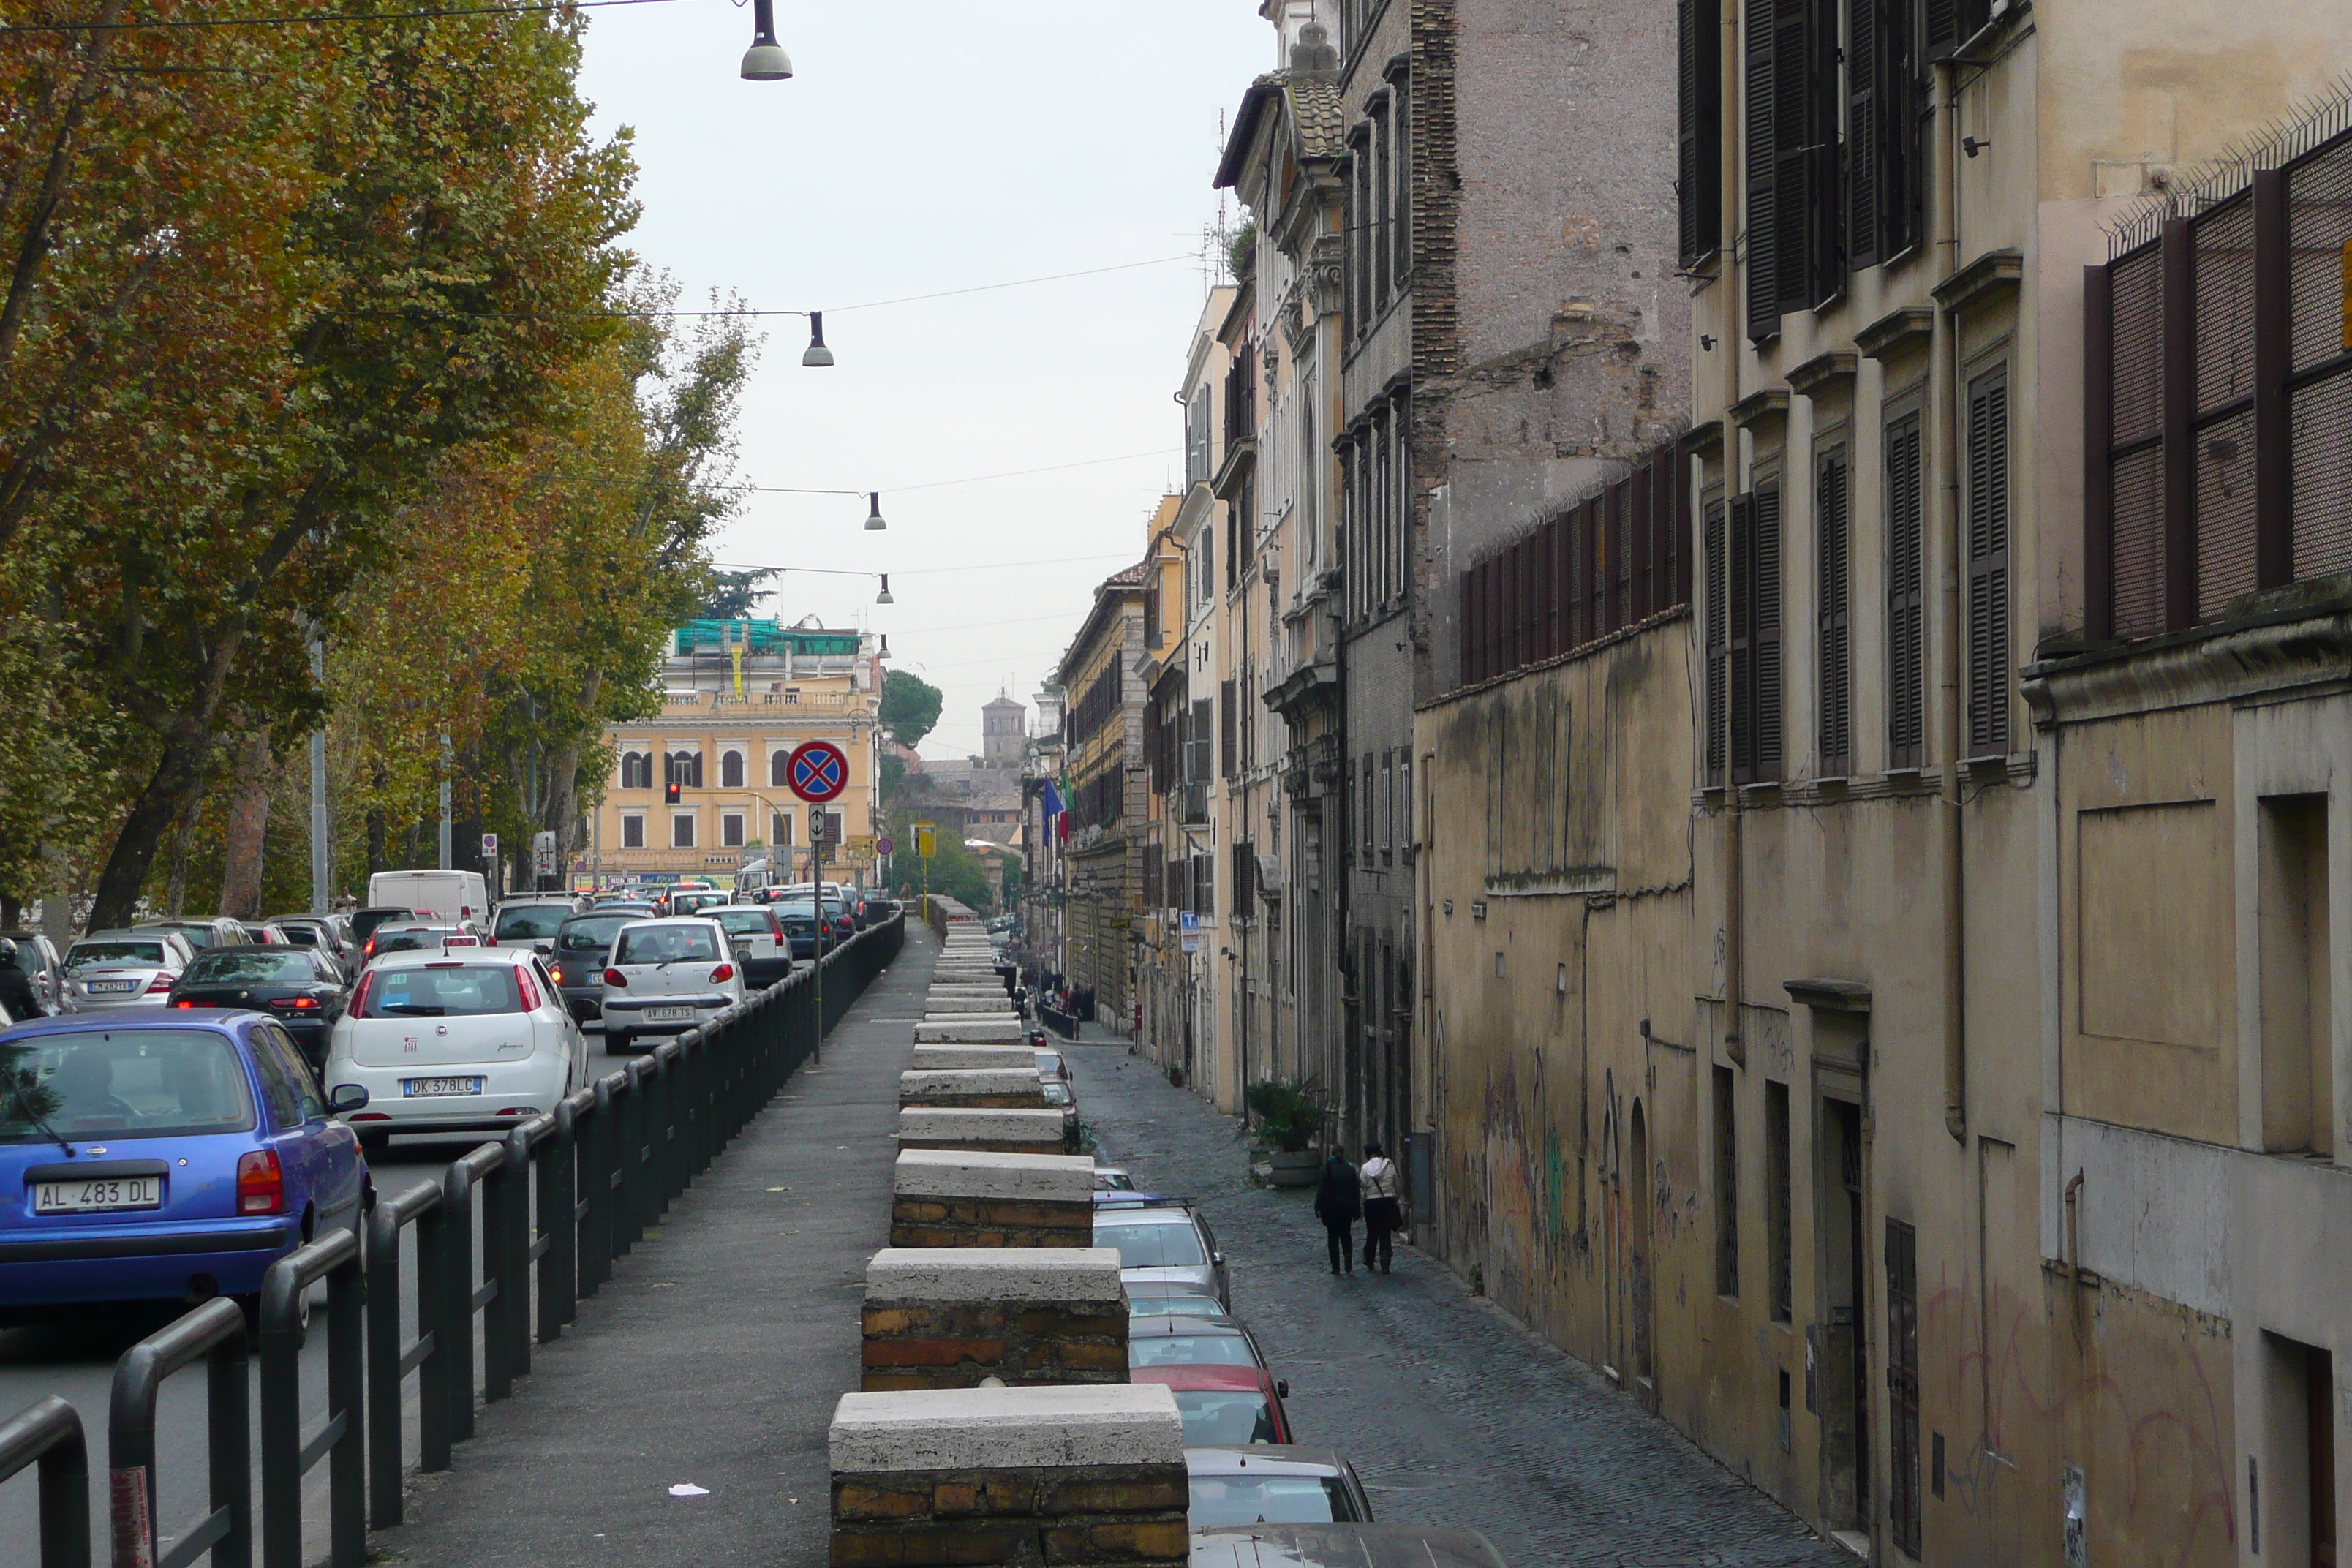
{"left": 860, "top": 1300, "right": 1129, "bottom": 1391}
{"left": 887, "top": 1194, "right": 1093, "bottom": 1248}
{"left": 897, "top": 1069, "right": 1047, "bottom": 1109}
{"left": 829, "top": 1464, "right": 1186, "bottom": 1566}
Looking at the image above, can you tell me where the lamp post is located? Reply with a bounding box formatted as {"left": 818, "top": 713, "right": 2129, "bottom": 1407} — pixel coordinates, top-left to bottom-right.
{"left": 741, "top": 0, "right": 792, "bottom": 80}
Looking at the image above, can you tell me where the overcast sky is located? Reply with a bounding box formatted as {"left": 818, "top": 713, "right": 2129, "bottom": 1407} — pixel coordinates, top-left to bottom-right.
{"left": 577, "top": 1, "right": 1269, "bottom": 758}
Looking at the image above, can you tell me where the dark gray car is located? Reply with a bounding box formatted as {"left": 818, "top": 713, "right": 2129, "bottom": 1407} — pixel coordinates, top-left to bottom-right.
{"left": 548, "top": 911, "right": 641, "bottom": 1022}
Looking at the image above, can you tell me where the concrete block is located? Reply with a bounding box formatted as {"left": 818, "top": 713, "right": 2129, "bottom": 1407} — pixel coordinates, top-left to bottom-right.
{"left": 897, "top": 1068, "right": 1046, "bottom": 1109}
{"left": 829, "top": 1384, "right": 1183, "bottom": 1474}
{"left": 927, "top": 994, "right": 1019, "bottom": 1014}
{"left": 893, "top": 1148, "right": 1095, "bottom": 1205}
{"left": 896, "top": 1107, "right": 1067, "bottom": 1153}
{"left": 889, "top": 1149, "right": 1094, "bottom": 1248}
{"left": 867, "top": 1245, "right": 1125, "bottom": 1305}
{"left": 910, "top": 1044, "right": 1036, "bottom": 1072}
{"left": 915, "top": 1017, "right": 1025, "bottom": 1043}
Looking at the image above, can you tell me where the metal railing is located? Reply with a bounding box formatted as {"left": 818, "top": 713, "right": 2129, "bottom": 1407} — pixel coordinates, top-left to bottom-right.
{"left": 7, "top": 913, "right": 904, "bottom": 1567}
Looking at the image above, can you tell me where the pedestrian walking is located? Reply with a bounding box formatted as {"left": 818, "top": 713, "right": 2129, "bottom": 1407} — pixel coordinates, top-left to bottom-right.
{"left": 1313, "top": 1147, "right": 1360, "bottom": 1274}
{"left": 1360, "top": 1142, "right": 1401, "bottom": 1274}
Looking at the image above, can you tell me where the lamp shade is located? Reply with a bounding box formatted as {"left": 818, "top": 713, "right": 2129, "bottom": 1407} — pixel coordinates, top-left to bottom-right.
{"left": 864, "top": 491, "right": 887, "bottom": 531}
{"left": 876, "top": 574, "right": 894, "bottom": 606}
{"left": 741, "top": 0, "right": 793, "bottom": 80}
{"left": 802, "top": 310, "right": 834, "bottom": 368}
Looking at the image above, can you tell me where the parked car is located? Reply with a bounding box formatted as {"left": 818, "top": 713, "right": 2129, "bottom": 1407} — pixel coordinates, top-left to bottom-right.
{"left": 63, "top": 932, "right": 196, "bottom": 1013}
{"left": 1036, "top": 1047, "right": 1071, "bottom": 1083}
{"left": 546, "top": 911, "right": 643, "bottom": 1023}
{"left": 709, "top": 905, "right": 794, "bottom": 987}
{"left": 1186, "top": 1447, "right": 1373, "bottom": 1528}
{"left": 490, "top": 896, "right": 584, "bottom": 951}
{"left": 168, "top": 946, "right": 350, "bottom": 1069}
{"left": 323, "top": 945, "right": 587, "bottom": 1153}
{"left": 0, "top": 1011, "right": 369, "bottom": 1319}
{"left": 1093, "top": 1204, "right": 1229, "bottom": 1308}
{"left": 1130, "top": 1313, "right": 1271, "bottom": 1373}
{"left": 1188, "top": 1526, "right": 1508, "bottom": 1567}
{"left": 347, "top": 907, "right": 418, "bottom": 948}
{"left": 132, "top": 918, "right": 244, "bottom": 954}
{"left": 0, "top": 933, "right": 67, "bottom": 1017}
{"left": 597, "top": 918, "right": 747, "bottom": 1054}
{"left": 1131, "top": 1362, "right": 1291, "bottom": 1446}
{"left": 1125, "top": 1291, "right": 1229, "bottom": 1320}
{"left": 1041, "top": 1077, "right": 1078, "bottom": 1147}
{"left": 1094, "top": 1166, "right": 1135, "bottom": 1192}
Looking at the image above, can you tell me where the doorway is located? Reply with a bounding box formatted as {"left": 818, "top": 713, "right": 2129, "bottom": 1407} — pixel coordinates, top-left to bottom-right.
{"left": 2261, "top": 1333, "right": 2339, "bottom": 1567}
{"left": 1816, "top": 1097, "right": 1868, "bottom": 1532}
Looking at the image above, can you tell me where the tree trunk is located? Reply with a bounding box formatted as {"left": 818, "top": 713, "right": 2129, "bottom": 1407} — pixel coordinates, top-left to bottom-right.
{"left": 90, "top": 734, "right": 210, "bottom": 931}
{"left": 217, "top": 731, "right": 273, "bottom": 920}
{"left": 366, "top": 805, "right": 388, "bottom": 877}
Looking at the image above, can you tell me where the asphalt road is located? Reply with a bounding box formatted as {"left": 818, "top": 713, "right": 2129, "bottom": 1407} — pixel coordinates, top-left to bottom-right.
{"left": 0, "top": 1027, "right": 638, "bottom": 1567}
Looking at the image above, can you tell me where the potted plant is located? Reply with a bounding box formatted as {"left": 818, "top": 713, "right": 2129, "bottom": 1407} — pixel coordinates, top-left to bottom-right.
{"left": 1246, "top": 1080, "right": 1326, "bottom": 1188}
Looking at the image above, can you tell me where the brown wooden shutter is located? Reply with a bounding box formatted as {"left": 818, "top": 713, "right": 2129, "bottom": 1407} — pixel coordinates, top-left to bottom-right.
{"left": 1816, "top": 448, "right": 1852, "bottom": 776}
{"left": 1772, "top": 0, "right": 1817, "bottom": 315}
{"left": 1885, "top": 0, "right": 1923, "bottom": 258}
{"left": 1846, "top": 0, "right": 1880, "bottom": 268}
{"left": 1220, "top": 679, "right": 1237, "bottom": 778}
{"left": 1743, "top": 0, "right": 1779, "bottom": 341}
{"left": 1966, "top": 369, "right": 2012, "bottom": 755}
{"left": 1705, "top": 495, "right": 1730, "bottom": 785}
{"left": 1678, "top": 0, "right": 1722, "bottom": 269}
{"left": 1145, "top": 700, "right": 1163, "bottom": 791}
{"left": 1753, "top": 481, "right": 1784, "bottom": 780}
{"left": 1886, "top": 412, "right": 1926, "bottom": 768}
{"left": 1806, "top": 0, "right": 1842, "bottom": 302}
{"left": 1727, "top": 494, "right": 1756, "bottom": 782}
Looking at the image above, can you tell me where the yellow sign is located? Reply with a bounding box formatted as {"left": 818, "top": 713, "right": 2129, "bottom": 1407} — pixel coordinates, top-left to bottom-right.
{"left": 845, "top": 835, "right": 875, "bottom": 859}
{"left": 731, "top": 641, "right": 744, "bottom": 696}
{"left": 913, "top": 821, "right": 936, "bottom": 858}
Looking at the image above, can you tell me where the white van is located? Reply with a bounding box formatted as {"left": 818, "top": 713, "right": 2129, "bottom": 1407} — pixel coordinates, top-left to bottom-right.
{"left": 368, "top": 870, "right": 492, "bottom": 926}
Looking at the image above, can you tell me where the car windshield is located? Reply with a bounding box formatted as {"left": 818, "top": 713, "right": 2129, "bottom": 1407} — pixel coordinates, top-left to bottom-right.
{"left": 272, "top": 925, "right": 321, "bottom": 947}
{"left": 348, "top": 910, "right": 411, "bottom": 942}
{"left": 494, "top": 905, "right": 569, "bottom": 940}
{"left": 0, "top": 1029, "right": 254, "bottom": 1141}
{"left": 371, "top": 929, "right": 447, "bottom": 956}
{"left": 715, "top": 911, "right": 774, "bottom": 936}
{"left": 1094, "top": 1218, "right": 1207, "bottom": 1269}
{"left": 184, "top": 951, "right": 317, "bottom": 984}
{"left": 614, "top": 927, "right": 721, "bottom": 965}
{"left": 1127, "top": 1295, "right": 1225, "bottom": 1318}
{"left": 67, "top": 941, "right": 166, "bottom": 970}
{"left": 1130, "top": 1334, "right": 1255, "bottom": 1369}
{"left": 1188, "top": 1474, "right": 1354, "bottom": 1526}
{"left": 1041, "top": 1082, "right": 1072, "bottom": 1107}
{"left": 1037, "top": 1052, "right": 1065, "bottom": 1074}
{"left": 774, "top": 903, "right": 818, "bottom": 921}
{"left": 556, "top": 917, "right": 633, "bottom": 954}
{"left": 140, "top": 925, "right": 218, "bottom": 949}
{"left": 1169, "top": 1391, "right": 1275, "bottom": 1447}
{"left": 361, "top": 965, "right": 522, "bottom": 1017}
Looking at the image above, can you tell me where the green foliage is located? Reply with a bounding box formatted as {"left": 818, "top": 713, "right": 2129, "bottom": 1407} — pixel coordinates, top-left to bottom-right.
{"left": 883, "top": 803, "right": 993, "bottom": 911}
{"left": 697, "top": 567, "right": 779, "bottom": 622}
{"left": 878, "top": 669, "right": 945, "bottom": 751}
{"left": 1243, "top": 1079, "right": 1326, "bottom": 1154}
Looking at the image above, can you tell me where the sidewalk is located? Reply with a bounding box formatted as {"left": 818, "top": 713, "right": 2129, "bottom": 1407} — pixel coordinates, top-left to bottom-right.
{"left": 1068, "top": 1036, "right": 1847, "bottom": 1568}
{"left": 374, "top": 925, "right": 938, "bottom": 1567}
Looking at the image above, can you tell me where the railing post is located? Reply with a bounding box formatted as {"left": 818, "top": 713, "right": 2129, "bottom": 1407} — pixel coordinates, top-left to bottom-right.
{"left": 441, "top": 1159, "right": 478, "bottom": 1440}
{"left": 480, "top": 1143, "right": 517, "bottom": 1403}
{"left": 108, "top": 1297, "right": 249, "bottom": 1568}
{"left": 655, "top": 1040, "right": 683, "bottom": 1205}
{"left": 0, "top": 1397, "right": 89, "bottom": 1568}
{"left": 584, "top": 1074, "right": 618, "bottom": 1292}
{"left": 543, "top": 1099, "right": 579, "bottom": 1337}
{"left": 500, "top": 1121, "right": 538, "bottom": 1380}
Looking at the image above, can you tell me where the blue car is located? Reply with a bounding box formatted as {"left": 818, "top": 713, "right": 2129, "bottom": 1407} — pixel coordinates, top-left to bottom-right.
{"left": 0, "top": 1011, "right": 369, "bottom": 1317}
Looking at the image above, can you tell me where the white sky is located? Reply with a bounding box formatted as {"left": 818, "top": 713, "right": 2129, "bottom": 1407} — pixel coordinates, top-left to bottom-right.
{"left": 577, "top": 1, "right": 1270, "bottom": 758}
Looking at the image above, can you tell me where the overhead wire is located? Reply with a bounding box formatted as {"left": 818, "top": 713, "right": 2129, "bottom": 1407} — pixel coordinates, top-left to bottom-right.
{"left": 0, "top": 0, "right": 681, "bottom": 31}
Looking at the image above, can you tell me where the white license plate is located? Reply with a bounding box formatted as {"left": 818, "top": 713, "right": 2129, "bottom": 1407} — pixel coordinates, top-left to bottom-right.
{"left": 402, "top": 1077, "right": 485, "bottom": 1098}
{"left": 86, "top": 981, "right": 137, "bottom": 995}
{"left": 644, "top": 1006, "right": 696, "bottom": 1023}
{"left": 34, "top": 1177, "right": 161, "bottom": 1213}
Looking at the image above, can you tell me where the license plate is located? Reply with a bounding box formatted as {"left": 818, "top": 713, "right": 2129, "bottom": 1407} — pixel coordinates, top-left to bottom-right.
{"left": 34, "top": 1177, "right": 161, "bottom": 1213}
{"left": 644, "top": 1006, "right": 696, "bottom": 1023}
{"left": 402, "top": 1077, "right": 485, "bottom": 1098}
{"left": 86, "top": 981, "right": 136, "bottom": 995}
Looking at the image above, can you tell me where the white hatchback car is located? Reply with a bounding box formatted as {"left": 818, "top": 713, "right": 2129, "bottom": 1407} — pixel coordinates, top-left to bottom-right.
{"left": 598, "top": 917, "right": 748, "bottom": 1053}
{"left": 322, "top": 944, "right": 587, "bottom": 1152}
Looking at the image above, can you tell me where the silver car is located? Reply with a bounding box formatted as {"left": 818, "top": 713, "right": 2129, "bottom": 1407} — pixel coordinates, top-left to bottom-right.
{"left": 1188, "top": 1525, "right": 1508, "bottom": 1566}
{"left": 1185, "top": 1447, "right": 1375, "bottom": 1528}
{"left": 1092, "top": 1203, "right": 1229, "bottom": 1310}
{"left": 1, "top": 932, "right": 67, "bottom": 1016}
{"left": 131, "top": 917, "right": 244, "bottom": 953}
{"left": 62, "top": 930, "right": 197, "bottom": 1011}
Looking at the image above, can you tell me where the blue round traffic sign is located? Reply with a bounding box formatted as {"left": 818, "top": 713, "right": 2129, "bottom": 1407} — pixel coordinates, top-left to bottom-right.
{"left": 785, "top": 739, "right": 849, "bottom": 804}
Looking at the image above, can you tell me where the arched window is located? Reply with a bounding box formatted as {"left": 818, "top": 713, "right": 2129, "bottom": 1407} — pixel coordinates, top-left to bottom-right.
{"left": 619, "top": 752, "right": 651, "bottom": 790}
{"left": 770, "top": 750, "right": 791, "bottom": 788}
{"left": 721, "top": 750, "right": 745, "bottom": 789}
{"left": 668, "top": 750, "right": 703, "bottom": 789}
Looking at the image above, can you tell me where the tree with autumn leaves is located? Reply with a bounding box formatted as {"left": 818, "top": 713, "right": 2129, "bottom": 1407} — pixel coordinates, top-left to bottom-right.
{"left": 0, "top": 3, "right": 752, "bottom": 927}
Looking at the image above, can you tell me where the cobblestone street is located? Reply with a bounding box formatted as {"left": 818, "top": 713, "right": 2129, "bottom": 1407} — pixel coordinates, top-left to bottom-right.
{"left": 1067, "top": 1031, "right": 1850, "bottom": 1568}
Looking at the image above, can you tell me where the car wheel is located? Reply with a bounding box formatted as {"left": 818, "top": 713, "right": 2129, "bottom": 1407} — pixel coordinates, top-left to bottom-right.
{"left": 607, "top": 1031, "right": 630, "bottom": 1054}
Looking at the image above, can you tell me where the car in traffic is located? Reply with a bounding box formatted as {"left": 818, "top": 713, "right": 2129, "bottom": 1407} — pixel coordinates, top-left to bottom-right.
{"left": 709, "top": 905, "right": 794, "bottom": 987}
{"left": 0, "top": 933, "right": 67, "bottom": 1017}
{"left": 546, "top": 911, "right": 642, "bottom": 1022}
{"left": 0, "top": 1010, "right": 369, "bottom": 1319}
{"left": 772, "top": 899, "right": 841, "bottom": 961}
{"left": 62, "top": 932, "right": 197, "bottom": 1013}
{"left": 263, "top": 916, "right": 352, "bottom": 968}
{"left": 1093, "top": 1203, "right": 1229, "bottom": 1308}
{"left": 168, "top": 946, "right": 350, "bottom": 1069}
{"left": 490, "top": 897, "right": 583, "bottom": 951}
{"left": 597, "top": 918, "right": 747, "bottom": 1054}
{"left": 347, "top": 907, "right": 418, "bottom": 949}
{"left": 663, "top": 887, "right": 728, "bottom": 920}
{"left": 1185, "top": 1447, "right": 1374, "bottom": 1528}
{"left": 366, "top": 870, "right": 489, "bottom": 927}
{"left": 1130, "top": 1362, "right": 1292, "bottom": 1446}
{"left": 323, "top": 945, "right": 587, "bottom": 1153}
{"left": 361, "top": 922, "right": 481, "bottom": 967}
{"left": 1188, "top": 1526, "right": 1509, "bottom": 1566}
{"left": 132, "top": 918, "right": 244, "bottom": 954}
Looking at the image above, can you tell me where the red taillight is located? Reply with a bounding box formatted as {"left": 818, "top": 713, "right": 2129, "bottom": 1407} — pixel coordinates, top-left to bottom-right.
{"left": 349, "top": 1112, "right": 391, "bottom": 1122}
{"left": 235, "top": 1150, "right": 284, "bottom": 1215}
{"left": 347, "top": 972, "right": 374, "bottom": 1016}
{"left": 709, "top": 964, "right": 734, "bottom": 984}
{"left": 146, "top": 974, "right": 175, "bottom": 994}
{"left": 547, "top": 964, "right": 565, "bottom": 984}
{"left": 516, "top": 968, "right": 541, "bottom": 1011}
{"left": 604, "top": 968, "right": 627, "bottom": 987}
{"left": 173, "top": 999, "right": 196, "bottom": 1009}
{"left": 268, "top": 995, "right": 320, "bottom": 1011}
{"left": 363, "top": 937, "right": 377, "bottom": 958}
{"left": 769, "top": 916, "right": 784, "bottom": 939}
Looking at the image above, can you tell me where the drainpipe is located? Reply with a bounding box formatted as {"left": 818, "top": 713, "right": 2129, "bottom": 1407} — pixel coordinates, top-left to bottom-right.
{"left": 1934, "top": 56, "right": 1968, "bottom": 1145}
{"left": 1717, "top": 0, "right": 1747, "bottom": 1068}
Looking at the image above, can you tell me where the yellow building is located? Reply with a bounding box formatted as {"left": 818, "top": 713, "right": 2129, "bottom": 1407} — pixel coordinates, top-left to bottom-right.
{"left": 589, "top": 619, "right": 883, "bottom": 890}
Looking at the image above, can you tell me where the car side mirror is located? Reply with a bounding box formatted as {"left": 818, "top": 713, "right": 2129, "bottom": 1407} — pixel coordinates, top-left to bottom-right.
{"left": 330, "top": 1084, "right": 370, "bottom": 1112}
{"left": 1276, "top": 1380, "right": 1289, "bottom": 1400}
{"left": 535, "top": 942, "right": 553, "bottom": 956}
{"left": 1212, "top": 1252, "right": 1225, "bottom": 1267}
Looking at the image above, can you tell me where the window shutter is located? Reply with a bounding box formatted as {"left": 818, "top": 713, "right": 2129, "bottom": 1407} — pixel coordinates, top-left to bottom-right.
{"left": 1884, "top": 0, "right": 1923, "bottom": 259}
{"left": 1772, "top": 0, "right": 1816, "bottom": 314}
{"left": 1753, "top": 483, "right": 1784, "bottom": 780}
{"left": 1220, "top": 679, "right": 1237, "bottom": 779}
{"left": 1144, "top": 701, "right": 1164, "bottom": 791}
{"left": 1678, "top": 0, "right": 1723, "bottom": 268}
{"left": 1886, "top": 412, "right": 1926, "bottom": 767}
{"left": 1816, "top": 449, "right": 1852, "bottom": 775}
{"left": 1705, "top": 496, "right": 1729, "bottom": 785}
{"left": 1190, "top": 698, "right": 1213, "bottom": 784}
{"left": 1967, "top": 371, "right": 2012, "bottom": 755}
{"left": 1847, "top": 0, "right": 1880, "bottom": 269}
{"left": 1925, "top": 0, "right": 1986, "bottom": 59}
{"left": 1727, "top": 494, "right": 1755, "bottom": 782}
{"left": 1742, "top": 0, "right": 1779, "bottom": 340}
